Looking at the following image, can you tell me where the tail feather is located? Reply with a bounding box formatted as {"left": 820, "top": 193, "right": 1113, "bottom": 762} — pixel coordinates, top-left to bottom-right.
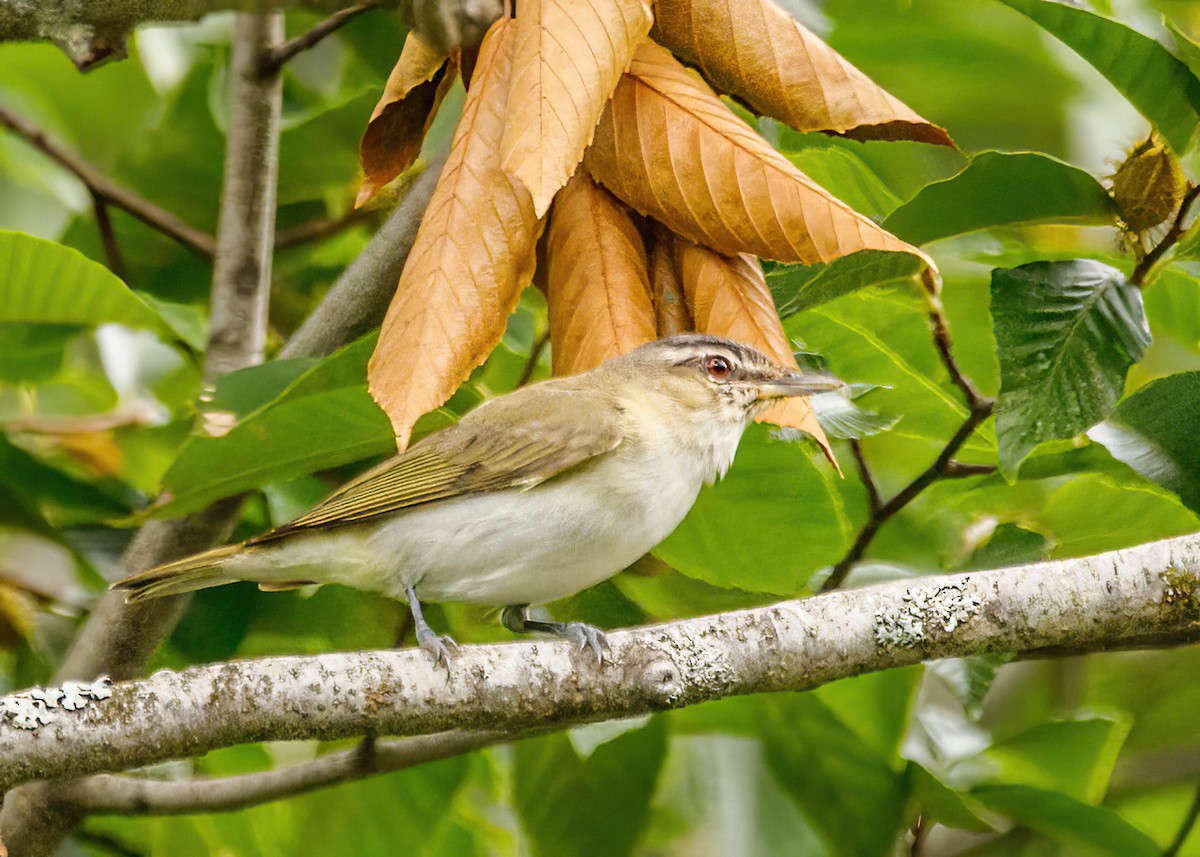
{"left": 112, "top": 543, "right": 246, "bottom": 603}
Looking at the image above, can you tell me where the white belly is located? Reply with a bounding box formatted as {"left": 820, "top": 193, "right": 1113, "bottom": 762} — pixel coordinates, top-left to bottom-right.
{"left": 236, "top": 453, "right": 707, "bottom": 607}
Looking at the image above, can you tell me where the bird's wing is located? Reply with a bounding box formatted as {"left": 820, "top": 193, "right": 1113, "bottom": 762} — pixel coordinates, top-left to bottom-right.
{"left": 249, "top": 386, "right": 623, "bottom": 542}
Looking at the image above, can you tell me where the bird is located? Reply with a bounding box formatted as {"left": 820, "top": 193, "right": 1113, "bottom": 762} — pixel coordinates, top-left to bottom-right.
{"left": 114, "top": 334, "right": 841, "bottom": 665}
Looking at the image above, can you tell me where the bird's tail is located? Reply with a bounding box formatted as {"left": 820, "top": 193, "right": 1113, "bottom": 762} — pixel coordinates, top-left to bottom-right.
{"left": 112, "top": 543, "right": 246, "bottom": 603}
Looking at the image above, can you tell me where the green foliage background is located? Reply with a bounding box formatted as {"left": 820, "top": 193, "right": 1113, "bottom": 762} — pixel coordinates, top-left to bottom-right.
{"left": 3, "top": 0, "right": 1200, "bottom": 854}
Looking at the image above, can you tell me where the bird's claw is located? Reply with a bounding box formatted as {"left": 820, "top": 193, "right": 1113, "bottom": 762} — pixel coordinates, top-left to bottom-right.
{"left": 416, "top": 628, "right": 459, "bottom": 670}
{"left": 561, "top": 622, "right": 609, "bottom": 665}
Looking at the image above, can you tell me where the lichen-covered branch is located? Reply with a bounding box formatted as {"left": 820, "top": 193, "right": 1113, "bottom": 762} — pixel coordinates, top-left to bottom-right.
{"left": 2, "top": 532, "right": 1199, "bottom": 795}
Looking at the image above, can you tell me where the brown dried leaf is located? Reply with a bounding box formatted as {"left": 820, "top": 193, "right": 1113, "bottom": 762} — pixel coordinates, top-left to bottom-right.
{"left": 501, "top": 0, "right": 653, "bottom": 216}
{"left": 369, "top": 19, "right": 542, "bottom": 449}
{"left": 675, "top": 238, "right": 834, "bottom": 462}
{"left": 357, "top": 33, "right": 454, "bottom": 208}
{"left": 651, "top": 0, "right": 952, "bottom": 146}
{"left": 584, "top": 41, "right": 933, "bottom": 271}
{"left": 546, "top": 172, "right": 656, "bottom": 375}
{"left": 646, "top": 222, "right": 693, "bottom": 336}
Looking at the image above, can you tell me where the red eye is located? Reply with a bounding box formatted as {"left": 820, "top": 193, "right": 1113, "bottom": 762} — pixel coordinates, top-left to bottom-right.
{"left": 705, "top": 355, "right": 731, "bottom": 380}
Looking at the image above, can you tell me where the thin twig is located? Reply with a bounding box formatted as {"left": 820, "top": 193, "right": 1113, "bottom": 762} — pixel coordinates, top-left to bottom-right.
{"left": 1131, "top": 183, "right": 1200, "bottom": 288}
{"left": 259, "top": 3, "right": 379, "bottom": 75}
{"left": 90, "top": 192, "right": 127, "bottom": 283}
{"left": 517, "top": 329, "right": 551, "bottom": 388}
{"left": 73, "top": 830, "right": 143, "bottom": 857}
{"left": 0, "top": 106, "right": 216, "bottom": 258}
{"left": 943, "top": 460, "right": 997, "bottom": 478}
{"left": 822, "top": 399, "right": 994, "bottom": 591}
{"left": 928, "top": 303, "right": 987, "bottom": 409}
{"left": 275, "top": 207, "right": 374, "bottom": 248}
{"left": 850, "top": 439, "right": 881, "bottom": 514}
{"left": 1164, "top": 782, "right": 1200, "bottom": 857}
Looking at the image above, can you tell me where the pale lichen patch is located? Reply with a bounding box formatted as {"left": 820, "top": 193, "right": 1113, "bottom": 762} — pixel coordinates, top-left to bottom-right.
{"left": 0, "top": 676, "right": 113, "bottom": 730}
{"left": 875, "top": 580, "right": 983, "bottom": 650}
{"left": 1160, "top": 566, "right": 1198, "bottom": 605}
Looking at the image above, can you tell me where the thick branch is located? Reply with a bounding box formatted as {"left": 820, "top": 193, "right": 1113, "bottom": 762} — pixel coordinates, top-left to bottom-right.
{"left": 3, "top": 532, "right": 1200, "bottom": 793}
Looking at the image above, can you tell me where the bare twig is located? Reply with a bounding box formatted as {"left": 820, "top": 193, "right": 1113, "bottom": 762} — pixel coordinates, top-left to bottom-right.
{"left": 1130, "top": 183, "right": 1200, "bottom": 288}
{"left": 275, "top": 207, "right": 375, "bottom": 248}
{"left": 259, "top": 3, "right": 380, "bottom": 74}
{"left": 928, "top": 302, "right": 988, "bottom": 410}
{"left": 1165, "top": 782, "right": 1200, "bottom": 857}
{"left": 850, "top": 439, "right": 881, "bottom": 514}
{"left": 89, "top": 192, "right": 127, "bottom": 282}
{"left": 943, "top": 460, "right": 997, "bottom": 478}
{"left": 0, "top": 106, "right": 216, "bottom": 258}
{"left": 516, "top": 329, "right": 551, "bottom": 388}
{"left": 3, "top": 532, "right": 1200, "bottom": 795}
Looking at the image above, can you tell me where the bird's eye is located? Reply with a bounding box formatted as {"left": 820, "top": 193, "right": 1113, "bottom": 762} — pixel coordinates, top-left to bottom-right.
{"left": 704, "top": 355, "right": 732, "bottom": 380}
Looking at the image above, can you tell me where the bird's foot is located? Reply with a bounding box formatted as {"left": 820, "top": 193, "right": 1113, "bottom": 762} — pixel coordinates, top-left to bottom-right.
{"left": 502, "top": 605, "right": 609, "bottom": 665}
{"left": 415, "top": 625, "right": 459, "bottom": 669}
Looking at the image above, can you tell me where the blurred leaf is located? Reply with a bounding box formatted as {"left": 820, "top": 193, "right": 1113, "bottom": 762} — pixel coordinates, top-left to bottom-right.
{"left": 912, "top": 763, "right": 998, "bottom": 833}
{"left": 0, "top": 231, "right": 171, "bottom": 335}
{"left": 202, "top": 357, "right": 320, "bottom": 419}
{"left": 655, "top": 425, "right": 857, "bottom": 595}
{"left": 1141, "top": 263, "right": 1200, "bottom": 353}
{"left": 991, "top": 260, "right": 1150, "bottom": 476}
{"left": 976, "top": 716, "right": 1131, "bottom": 804}
{"left": 814, "top": 666, "right": 921, "bottom": 762}
{"left": 1167, "top": 18, "right": 1200, "bottom": 80}
{"left": 968, "top": 524, "right": 1051, "bottom": 570}
{"left": 1090, "top": 371, "right": 1200, "bottom": 513}
{"left": 767, "top": 250, "right": 925, "bottom": 317}
{"left": 514, "top": 719, "right": 666, "bottom": 857}
{"left": 760, "top": 693, "right": 908, "bottom": 857}
{"left": 882, "top": 152, "right": 1115, "bottom": 246}
{"left": 1039, "top": 474, "right": 1199, "bottom": 558}
{"left": 972, "top": 786, "right": 1159, "bottom": 856}
{"left": 996, "top": 0, "right": 1200, "bottom": 156}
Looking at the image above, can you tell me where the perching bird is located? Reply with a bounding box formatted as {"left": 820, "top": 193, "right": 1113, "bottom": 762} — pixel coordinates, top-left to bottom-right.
{"left": 115, "top": 335, "right": 841, "bottom": 664}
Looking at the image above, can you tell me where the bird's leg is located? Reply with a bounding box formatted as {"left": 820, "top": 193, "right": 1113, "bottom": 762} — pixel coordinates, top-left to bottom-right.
{"left": 406, "top": 585, "right": 458, "bottom": 668}
{"left": 501, "top": 604, "right": 609, "bottom": 665}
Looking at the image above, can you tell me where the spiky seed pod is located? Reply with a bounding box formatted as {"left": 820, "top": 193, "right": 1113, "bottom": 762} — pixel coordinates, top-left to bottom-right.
{"left": 1112, "top": 134, "right": 1185, "bottom": 233}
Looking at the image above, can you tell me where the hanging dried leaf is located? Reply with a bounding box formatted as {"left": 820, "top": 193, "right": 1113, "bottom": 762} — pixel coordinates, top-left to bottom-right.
{"left": 675, "top": 238, "right": 834, "bottom": 462}
{"left": 357, "top": 33, "right": 454, "bottom": 208}
{"left": 651, "top": 0, "right": 952, "bottom": 146}
{"left": 369, "top": 19, "right": 542, "bottom": 449}
{"left": 584, "top": 41, "right": 932, "bottom": 271}
{"left": 546, "top": 172, "right": 656, "bottom": 375}
{"left": 646, "top": 222, "right": 693, "bottom": 336}
{"left": 502, "top": 0, "right": 653, "bottom": 216}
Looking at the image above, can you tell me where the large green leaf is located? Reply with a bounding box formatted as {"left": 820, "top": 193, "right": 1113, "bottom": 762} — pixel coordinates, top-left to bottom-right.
{"left": 991, "top": 260, "right": 1150, "bottom": 476}
{"left": 0, "top": 231, "right": 172, "bottom": 335}
{"left": 767, "top": 251, "right": 925, "bottom": 317}
{"left": 882, "top": 152, "right": 1114, "bottom": 246}
{"left": 975, "top": 717, "right": 1131, "bottom": 804}
{"left": 972, "top": 786, "right": 1159, "bottom": 856}
{"left": 760, "top": 694, "right": 909, "bottom": 857}
{"left": 155, "top": 338, "right": 394, "bottom": 517}
{"left": 996, "top": 0, "right": 1200, "bottom": 156}
{"left": 514, "top": 719, "right": 666, "bottom": 857}
{"left": 654, "top": 426, "right": 858, "bottom": 595}
{"left": 1090, "top": 371, "right": 1200, "bottom": 514}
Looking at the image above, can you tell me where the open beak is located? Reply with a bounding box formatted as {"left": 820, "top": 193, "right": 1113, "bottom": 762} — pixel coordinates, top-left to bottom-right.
{"left": 754, "top": 369, "right": 844, "bottom": 399}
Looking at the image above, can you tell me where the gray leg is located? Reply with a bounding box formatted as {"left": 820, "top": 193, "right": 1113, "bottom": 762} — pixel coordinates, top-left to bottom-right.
{"left": 406, "top": 585, "right": 457, "bottom": 668}
{"left": 501, "top": 604, "right": 609, "bottom": 665}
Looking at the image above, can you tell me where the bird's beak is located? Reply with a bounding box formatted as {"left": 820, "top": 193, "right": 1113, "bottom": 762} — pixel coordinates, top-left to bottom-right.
{"left": 753, "top": 369, "right": 844, "bottom": 399}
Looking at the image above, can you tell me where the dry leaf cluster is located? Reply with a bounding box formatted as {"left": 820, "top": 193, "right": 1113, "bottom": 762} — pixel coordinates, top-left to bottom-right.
{"left": 358, "top": 0, "right": 951, "bottom": 454}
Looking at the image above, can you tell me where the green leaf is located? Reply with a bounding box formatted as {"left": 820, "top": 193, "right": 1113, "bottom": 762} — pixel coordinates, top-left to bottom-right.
{"left": 1090, "top": 371, "right": 1200, "bottom": 514}
{"left": 1167, "top": 18, "right": 1200, "bottom": 81}
{"left": 760, "top": 694, "right": 908, "bottom": 857}
{"left": 654, "top": 426, "right": 857, "bottom": 595}
{"left": 996, "top": 0, "right": 1200, "bottom": 156}
{"left": 156, "top": 338, "right": 394, "bottom": 517}
{"left": 514, "top": 719, "right": 666, "bottom": 857}
{"left": 0, "top": 231, "right": 171, "bottom": 335}
{"left": 991, "top": 260, "right": 1150, "bottom": 476}
{"left": 977, "top": 717, "right": 1131, "bottom": 804}
{"left": 911, "top": 764, "right": 998, "bottom": 833}
{"left": 969, "top": 524, "right": 1051, "bottom": 570}
{"left": 882, "top": 152, "right": 1115, "bottom": 246}
{"left": 766, "top": 250, "right": 925, "bottom": 317}
{"left": 972, "top": 786, "right": 1159, "bottom": 856}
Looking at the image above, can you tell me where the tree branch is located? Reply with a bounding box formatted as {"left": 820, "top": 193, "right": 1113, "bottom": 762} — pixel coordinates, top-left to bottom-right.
{"left": 0, "top": 105, "right": 217, "bottom": 258}
{"left": 259, "top": 3, "right": 380, "bottom": 75}
{"left": 1130, "top": 182, "right": 1200, "bottom": 288}
{"left": 3, "top": 532, "right": 1200, "bottom": 794}
{"left": 65, "top": 730, "right": 504, "bottom": 815}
